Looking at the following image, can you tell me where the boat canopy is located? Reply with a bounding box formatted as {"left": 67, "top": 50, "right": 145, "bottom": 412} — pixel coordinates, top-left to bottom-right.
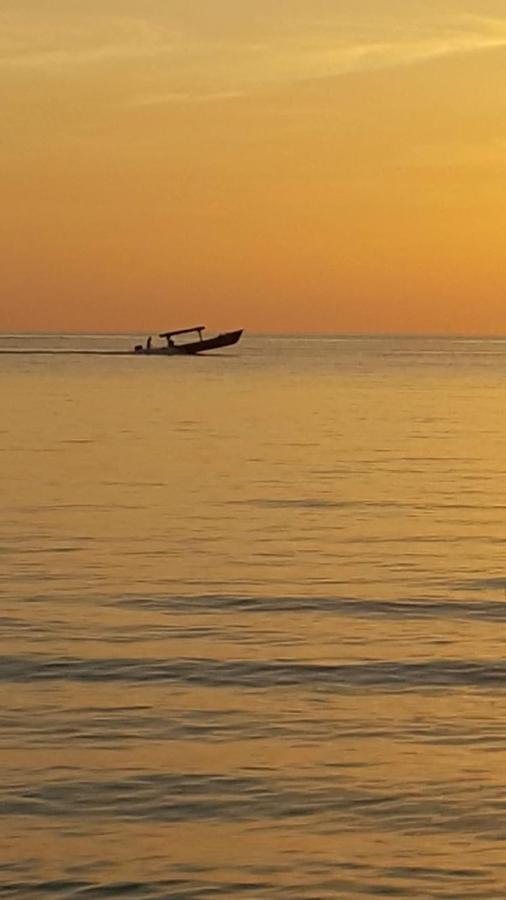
{"left": 159, "top": 326, "right": 205, "bottom": 339}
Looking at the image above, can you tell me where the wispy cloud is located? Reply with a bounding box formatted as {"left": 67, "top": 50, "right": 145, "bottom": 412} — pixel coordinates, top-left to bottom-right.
{"left": 131, "top": 13, "right": 506, "bottom": 106}
{"left": 0, "top": 14, "right": 180, "bottom": 68}
{"left": 231, "top": 14, "right": 506, "bottom": 85}
{"left": 2, "top": 10, "right": 506, "bottom": 104}
{"left": 306, "top": 16, "right": 506, "bottom": 78}
{"left": 1, "top": 43, "right": 167, "bottom": 68}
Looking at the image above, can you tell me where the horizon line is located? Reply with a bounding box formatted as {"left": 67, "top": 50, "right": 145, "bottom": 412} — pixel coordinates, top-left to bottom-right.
{"left": 1, "top": 330, "right": 506, "bottom": 340}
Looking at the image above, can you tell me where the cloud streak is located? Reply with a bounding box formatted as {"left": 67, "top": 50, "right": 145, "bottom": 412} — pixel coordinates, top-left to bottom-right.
{"left": 128, "top": 15, "right": 506, "bottom": 106}
{"left": 0, "top": 14, "right": 180, "bottom": 69}
{"left": 2, "top": 11, "right": 506, "bottom": 105}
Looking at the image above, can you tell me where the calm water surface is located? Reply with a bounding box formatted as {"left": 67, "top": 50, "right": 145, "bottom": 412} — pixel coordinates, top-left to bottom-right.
{"left": 1, "top": 334, "right": 506, "bottom": 898}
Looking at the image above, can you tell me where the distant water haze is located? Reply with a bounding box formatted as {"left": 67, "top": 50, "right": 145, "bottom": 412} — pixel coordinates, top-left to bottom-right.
{"left": 1, "top": 333, "right": 506, "bottom": 897}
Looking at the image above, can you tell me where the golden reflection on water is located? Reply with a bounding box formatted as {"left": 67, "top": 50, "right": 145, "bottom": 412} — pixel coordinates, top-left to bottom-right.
{"left": 1, "top": 336, "right": 506, "bottom": 896}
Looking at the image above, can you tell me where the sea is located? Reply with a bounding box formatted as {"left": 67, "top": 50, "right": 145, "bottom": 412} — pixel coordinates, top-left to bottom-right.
{"left": 1, "top": 332, "right": 505, "bottom": 899}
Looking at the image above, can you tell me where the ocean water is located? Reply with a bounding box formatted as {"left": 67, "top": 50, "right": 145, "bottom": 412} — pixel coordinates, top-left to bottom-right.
{"left": 1, "top": 333, "right": 505, "bottom": 898}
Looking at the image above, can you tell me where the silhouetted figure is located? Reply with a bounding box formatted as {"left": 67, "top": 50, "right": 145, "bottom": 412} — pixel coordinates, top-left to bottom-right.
{"left": 146, "top": 336, "right": 152, "bottom": 351}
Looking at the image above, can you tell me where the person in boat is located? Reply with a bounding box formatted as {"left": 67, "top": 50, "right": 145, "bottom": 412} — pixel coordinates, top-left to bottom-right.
{"left": 146, "top": 336, "right": 152, "bottom": 351}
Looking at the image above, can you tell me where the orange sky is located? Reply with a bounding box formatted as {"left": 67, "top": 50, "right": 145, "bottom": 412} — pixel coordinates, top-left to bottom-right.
{"left": 1, "top": 1, "right": 506, "bottom": 333}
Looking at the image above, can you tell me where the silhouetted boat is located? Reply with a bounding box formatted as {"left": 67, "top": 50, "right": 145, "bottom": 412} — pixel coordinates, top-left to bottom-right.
{"left": 134, "top": 326, "right": 243, "bottom": 355}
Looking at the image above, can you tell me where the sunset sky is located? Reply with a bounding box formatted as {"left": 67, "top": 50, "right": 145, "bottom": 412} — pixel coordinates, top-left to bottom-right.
{"left": 2, "top": 1, "right": 506, "bottom": 333}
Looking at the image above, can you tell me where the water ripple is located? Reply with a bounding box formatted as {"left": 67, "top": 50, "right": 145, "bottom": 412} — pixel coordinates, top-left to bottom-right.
{"left": 3, "top": 654, "right": 506, "bottom": 692}
{"left": 2, "top": 771, "right": 505, "bottom": 842}
{"left": 118, "top": 594, "right": 506, "bottom": 620}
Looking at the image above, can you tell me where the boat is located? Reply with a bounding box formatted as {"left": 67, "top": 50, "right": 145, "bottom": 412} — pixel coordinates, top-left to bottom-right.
{"left": 134, "top": 326, "right": 243, "bottom": 355}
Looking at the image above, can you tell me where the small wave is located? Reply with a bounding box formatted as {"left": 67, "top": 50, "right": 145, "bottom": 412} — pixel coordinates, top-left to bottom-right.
{"left": 455, "top": 578, "right": 506, "bottom": 592}
{"left": 3, "top": 654, "right": 506, "bottom": 692}
{"left": 231, "top": 497, "right": 506, "bottom": 512}
{"left": 0, "top": 878, "right": 202, "bottom": 898}
{"left": 2, "top": 771, "right": 505, "bottom": 845}
{"left": 118, "top": 593, "right": 506, "bottom": 620}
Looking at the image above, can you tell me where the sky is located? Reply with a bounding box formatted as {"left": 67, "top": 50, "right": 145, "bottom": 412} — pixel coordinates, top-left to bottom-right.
{"left": 1, "top": 0, "right": 506, "bottom": 334}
